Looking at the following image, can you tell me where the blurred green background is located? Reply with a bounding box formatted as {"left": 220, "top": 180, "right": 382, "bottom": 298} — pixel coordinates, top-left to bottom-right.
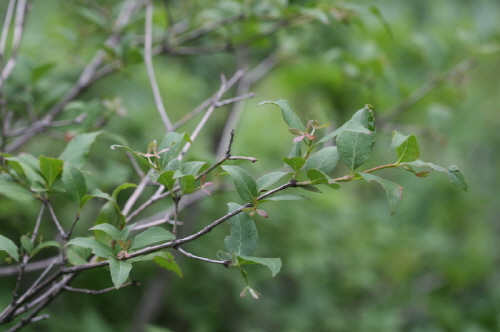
{"left": 1, "top": 0, "right": 500, "bottom": 331}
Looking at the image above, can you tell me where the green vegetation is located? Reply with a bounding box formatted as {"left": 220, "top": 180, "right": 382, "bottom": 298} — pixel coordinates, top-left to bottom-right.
{"left": 1, "top": 0, "right": 499, "bottom": 331}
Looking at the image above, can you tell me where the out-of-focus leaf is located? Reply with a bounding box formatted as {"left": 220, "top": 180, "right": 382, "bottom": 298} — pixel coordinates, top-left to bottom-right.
{"left": 261, "top": 194, "right": 310, "bottom": 202}
{"left": 0, "top": 235, "right": 19, "bottom": 261}
{"left": 31, "top": 241, "right": 62, "bottom": 257}
{"left": 157, "top": 132, "right": 185, "bottom": 170}
{"left": 154, "top": 251, "right": 183, "bottom": 278}
{"left": 0, "top": 178, "right": 33, "bottom": 201}
{"left": 62, "top": 163, "right": 87, "bottom": 208}
{"left": 21, "top": 235, "right": 33, "bottom": 254}
{"left": 59, "top": 131, "right": 103, "bottom": 168}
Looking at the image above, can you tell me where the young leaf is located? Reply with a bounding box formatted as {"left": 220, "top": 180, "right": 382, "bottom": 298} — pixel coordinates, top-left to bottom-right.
{"left": 31, "top": 241, "right": 62, "bottom": 257}
{"left": 256, "top": 171, "right": 289, "bottom": 192}
{"left": 108, "top": 258, "right": 132, "bottom": 289}
{"left": 59, "top": 131, "right": 103, "bottom": 168}
{"left": 337, "top": 105, "right": 376, "bottom": 172}
{"left": 110, "top": 145, "right": 152, "bottom": 168}
{"left": 39, "top": 156, "right": 64, "bottom": 187}
{"left": 93, "top": 201, "right": 122, "bottom": 244}
{"left": 130, "top": 227, "right": 175, "bottom": 250}
{"left": 5, "top": 156, "right": 45, "bottom": 186}
{"left": 317, "top": 119, "right": 372, "bottom": 144}
{"left": 224, "top": 203, "right": 259, "bottom": 257}
{"left": 157, "top": 132, "right": 184, "bottom": 170}
{"left": 153, "top": 171, "right": 176, "bottom": 191}
{"left": 153, "top": 251, "right": 183, "bottom": 278}
{"left": 391, "top": 131, "right": 420, "bottom": 163}
{"left": 62, "top": 163, "right": 87, "bottom": 208}
{"left": 66, "top": 237, "right": 115, "bottom": 259}
{"left": 238, "top": 255, "right": 282, "bottom": 277}
{"left": 221, "top": 166, "right": 258, "bottom": 203}
{"left": 111, "top": 183, "right": 137, "bottom": 202}
{"left": 89, "top": 223, "right": 121, "bottom": 241}
{"left": 282, "top": 156, "right": 306, "bottom": 172}
{"left": 21, "top": 235, "right": 33, "bottom": 254}
{"left": 402, "top": 160, "right": 468, "bottom": 191}
{"left": 258, "top": 99, "right": 306, "bottom": 132}
{"left": 0, "top": 234, "right": 19, "bottom": 261}
{"left": 179, "top": 175, "right": 196, "bottom": 195}
{"left": 305, "top": 146, "right": 340, "bottom": 173}
{"left": 182, "top": 161, "right": 206, "bottom": 176}
{"left": 359, "top": 173, "right": 403, "bottom": 215}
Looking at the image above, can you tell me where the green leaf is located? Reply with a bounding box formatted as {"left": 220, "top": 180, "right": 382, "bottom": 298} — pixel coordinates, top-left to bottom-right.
{"left": 259, "top": 99, "right": 306, "bottom": 132}
{"left": 5, "top": 156, "right": 45, "bottom": 186}
{"left": 181, "top": 161, "right": 206, "bottom": 176}
{"left": 130, "top": 227, "right": 175, "bottom": 250}
{"left": 66, "top": 247, "right": 89, "bottom": 266}
{"left": 317, "top": 119, "right": 372, "bottom": 144}
{"left": 0, "top": 234, "right": 19, "bottom": 261}
{"left": 391, "top": 131, "right": 420, "bottom": 163}
{"left": 39, "top": 156, "right": 64, "bottom": 187}
{"left": 288, "top": 141, "right": 302, "bottom": 158}
{"left": 153, "top": 252, "right": 183, "bottom": 278}
{"left": 238, "top": 255, "right": 282, "bottom": 277}
{"left": 152, "top": 171, "right": 176, "bottom": 191}
{"left": 108, "top": 258, "right": 132, "bottom": 289}
{"left": 299, "top": 184, "right": 323, "bottom": 193}
{"left": 110, "top": 145, "right": 152, "bottom": 168}
{"left": 21, "top": 235, "right": 33, "bottom": 254}
{"left": 66, "top": 237, "right": 114, "bottom": 259}
{"left": 31, "top": 241, "right": 62, "bottom": 257}
{"left": 224, "top": 203, "right": 258, "bottom": 257}
{"left": 89, "top": 223, "right": 121, "bottom": 241}
{"left": 179, "top": 175, "right": 196, "bottom": 194}
{"left": 221, "top": 165, "right": 258, "bottom": 203}
{"left": 158, "top": 132, "right": 185, "bottom": 170}
{"left": 111, "top": 183, "right": 137, "bottom": 201}
{"left": 305, "top": 146, "right": 340, "bottom": 173}
{"left": 62, "top": 163, "right": 87, "bottom": 208}
{"left": 256, "top": 171, "right": 289, "bottom": 192}
{"left": 337, "top": 106, "right": 376, "bottom": 172}
{"left": 359, "top": 173, "right": 403, "bottom": 215}
{"left": 282, "top": 156, "right": 305, "bottom": 172}
{"left": 93, "top": 201, "right": 122, "bottom": 244}
{"left": 59, "top": 131, "right": 103, "bottom": 168}
{"left": 216, "top": 250, "right": 232, "bottom": 261}
{"left": 402, "top": 160, "right": 468, "bottom": 191}
{"left": 0, "top": 178, "right": 34, "bottom": 202}
{"left": 306, "top": 169, "right": 329, "bottom": 184}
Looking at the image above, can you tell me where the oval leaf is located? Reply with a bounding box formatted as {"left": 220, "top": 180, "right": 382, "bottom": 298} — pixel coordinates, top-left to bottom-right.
{"left": 359, "top": 173, "right": 403, "bottom": 215}
{"left": 66, "top": 237, "right": 114, "bottom": 259}
{"left": 62, "top": 163, "right": 87, "bottom": 208}
{"left": 259, "top": 99, "right": 306, "bottom": 132}
{"left": 224, "top": 203, "right": 259, "bottom": 256}
{"left": 130, "top": 227, "right": 175, "bottom": 250}
{"left": 0, "top": 234, "right": 19, "bottom": 261}
{"left": 238, "top": 255, "right": 282, "bottom": 277}
{"left": 305, "top": 146, "right": 339, "bottom": 173}
{"left": 108, "top": 258, "right": 132, "bottom": 289}
{"left": 221, "top": 165, "right": 258, "bottom": 203}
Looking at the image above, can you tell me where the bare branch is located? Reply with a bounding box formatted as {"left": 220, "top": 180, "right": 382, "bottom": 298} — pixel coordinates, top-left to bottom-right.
{"left": 144, "top": 0, "right": 173, "bottom": 131}
{"left": 64, "top": 280, "right": 139, "bottom": 295}
{"left": 175, "top": 247, "right": 231, "bottom": 267}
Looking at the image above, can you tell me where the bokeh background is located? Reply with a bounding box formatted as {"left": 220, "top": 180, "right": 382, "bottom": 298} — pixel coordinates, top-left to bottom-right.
{"left": 1, "top": 0, "right": 500, "bottom": 331}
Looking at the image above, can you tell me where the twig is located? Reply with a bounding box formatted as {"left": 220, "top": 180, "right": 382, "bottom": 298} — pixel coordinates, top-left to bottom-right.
{"left": 64, "top": 280, "right": 139, "bottom": 295}
{"left": 144, "top": 0, "right": 173, "bottom": 131}
{"left": 122, "top": 175, "right": 150, "bottom": 217}
{"left": 0, "top": 0, "right": 29, "bottom": 88}
{"left": 175, "top": 247, "right": 231, "bottom": 267}
{"left": 46, "top": 201, "right": 66, "bottom": 239}
{"left": 0, "top": 0, "right": 16, "bottom": 58}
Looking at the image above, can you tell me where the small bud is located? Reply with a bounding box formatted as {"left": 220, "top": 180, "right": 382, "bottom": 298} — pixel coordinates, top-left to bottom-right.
{"left": 293, "top": 135, "right": 305, "bottom": 142}
{"left": 249, "top": 287, "right": 261, "bottom": 299}
{"left": 256, "top": 209, "right": 268, "bottom": 218}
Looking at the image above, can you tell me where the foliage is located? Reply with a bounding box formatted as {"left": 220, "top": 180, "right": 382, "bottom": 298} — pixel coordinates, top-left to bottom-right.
{"left": 1, "top": 0, "right": 498, "bottom": 331}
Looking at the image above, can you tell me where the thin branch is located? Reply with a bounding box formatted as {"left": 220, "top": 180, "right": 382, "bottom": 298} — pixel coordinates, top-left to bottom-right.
{"left": 144, "top": 0, "right": 173, "bottom": 131}
{"left": 175, "top": 247, "right": 231, "bottom": 267}
{"left": 122, "top": 175, "right": 150, "bottom": 217}
{"left": 46, "top": 201, "right": 66, "bottom": 239}
{"left": 0, "top": 0, "right": 16, "bottom": 58}
{"left": 0, "top": 0, "right": 29, "bottom": 88}
{"left": 64, "top": 280, "right": 139, "bottom": 295}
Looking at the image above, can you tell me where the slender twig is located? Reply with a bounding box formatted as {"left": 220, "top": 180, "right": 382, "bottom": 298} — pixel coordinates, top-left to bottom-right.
{"left": 144, "top": 0, "right": 173, "bottom": 131}
{"left": 46, "top": 201, "right": 66, "bottom": 239}
{"left": 175, "top": 247, "right": 231, "bottom": 267}
{"left": 0, "top": 0, "right": 28, "bottom": 88}
{"left": 30, "top": 204, "right": 45, "bottom": 243}
{"left": 0, "top": 0, "right": 16, "bottom": 58}
{"left": 122, "top": 175, "right": 150, "bottom": 217}
{"left": 64, "top": 280, "right": 139, "bottom": 295}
